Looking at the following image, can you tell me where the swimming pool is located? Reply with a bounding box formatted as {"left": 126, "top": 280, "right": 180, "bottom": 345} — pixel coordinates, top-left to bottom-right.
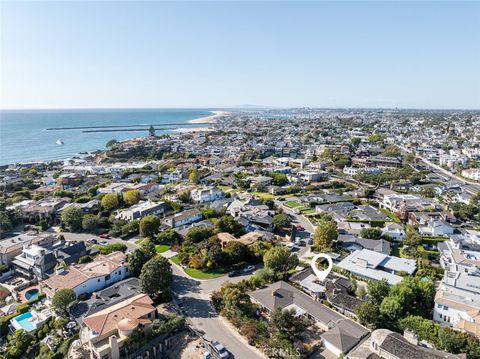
{"left": 25, "top": 288, "right": 39, "bottom": 301}
{"left": 11, "top": 311, "right": 36, "bottom": 332}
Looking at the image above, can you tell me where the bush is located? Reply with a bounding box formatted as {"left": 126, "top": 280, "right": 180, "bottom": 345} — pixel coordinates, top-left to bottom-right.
{"left": 98, "top": 242, "right": 127, "bottom": 254}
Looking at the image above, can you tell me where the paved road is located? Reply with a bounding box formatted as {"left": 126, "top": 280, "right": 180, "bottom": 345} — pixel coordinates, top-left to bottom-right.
{"left": 171, "top": 263, "right": 266, "bottom": 359}
{"left": 399, "top": 145, "right": 480, "bottom": 196}
{"left": 50, "top": 228, "right": 140, "bottom": 251}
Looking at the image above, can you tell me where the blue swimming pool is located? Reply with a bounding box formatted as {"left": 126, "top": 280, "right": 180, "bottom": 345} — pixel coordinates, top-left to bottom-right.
{"left": 12, "top": 312, "right": 36, "bottom": 332}
{"left": 25, "top": 288, "right": 39, "bottom": 301}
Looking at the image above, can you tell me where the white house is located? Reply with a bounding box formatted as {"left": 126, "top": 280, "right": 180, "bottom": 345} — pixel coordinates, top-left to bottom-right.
{"left": 42, "top": 252, "right": 129, "bottom": 298}
{"left": 419, "top": 219, "right": 454, "bottom": 236}
{"left": 164, "top": 209, "right": 203, "bottom": 228}
{"left": 190, "top": 187, "right": 225, "bottom": 204}
{"left": 336, "top": 249, "right": 416, "bottom": 285}
{"left": 115, "top": 201, "right": 166, "bottom": 221}
{"left": 382, "top": 222, "right": 406, "bottom": 241}
{"left": 297, "top": 171, "right": 328, "bottom": 183}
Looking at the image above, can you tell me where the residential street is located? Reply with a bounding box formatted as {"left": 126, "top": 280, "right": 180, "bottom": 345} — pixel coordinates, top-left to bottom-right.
{"left": 171, "top": 263, "right": 266, "bottom": 359}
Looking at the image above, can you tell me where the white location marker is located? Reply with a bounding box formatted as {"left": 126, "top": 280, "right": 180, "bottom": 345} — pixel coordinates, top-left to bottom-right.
{"left": 310, "top": 253, "right": 333, "bottom": 282}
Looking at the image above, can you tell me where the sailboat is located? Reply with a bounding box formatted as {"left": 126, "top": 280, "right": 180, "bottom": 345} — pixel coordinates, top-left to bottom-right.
{"left": 56, "top": 139, "right": 64, "bottom": 145}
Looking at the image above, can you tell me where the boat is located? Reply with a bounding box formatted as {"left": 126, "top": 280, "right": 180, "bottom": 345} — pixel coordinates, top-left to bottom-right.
{"left": 56, "top": 139, "right": 64, "bottom": 145}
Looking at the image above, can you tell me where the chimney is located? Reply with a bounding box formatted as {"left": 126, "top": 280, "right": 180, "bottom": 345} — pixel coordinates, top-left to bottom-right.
{"left": 271, "top": 290, "right": 276, "bottom": 297}
{"left": 109, "top": 335, "right": 120, "bottom": 359}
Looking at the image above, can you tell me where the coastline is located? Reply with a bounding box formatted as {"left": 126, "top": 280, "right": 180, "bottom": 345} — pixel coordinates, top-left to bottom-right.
{"left": 188, "top": 110, "right": 230, "bottom": 124}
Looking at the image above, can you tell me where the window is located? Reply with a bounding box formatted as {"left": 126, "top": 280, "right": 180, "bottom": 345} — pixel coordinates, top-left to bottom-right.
{"left": 105, "top": 275, "right": 111, "bottom": 280}
{"left": 443, "top": 305, "right": 449, "bottom": 310}
{"left": 98, "top": 279, "right": 100, "bottom": 282}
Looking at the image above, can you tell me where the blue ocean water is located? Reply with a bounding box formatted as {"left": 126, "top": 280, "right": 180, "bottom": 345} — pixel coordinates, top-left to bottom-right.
{"left": 0, "top": 109, "right": 213, "bottom": 165}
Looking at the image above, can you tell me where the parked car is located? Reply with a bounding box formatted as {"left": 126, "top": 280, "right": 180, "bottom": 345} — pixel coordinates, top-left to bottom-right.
{"left": 87, "top": 238, "right": 98, "bottom": 244}
{"left": 228, "top": 270, "right": 241, "bottom": 277}
{"left": 287, "top": 242, "right": 296, "bottom": 250}
{"left": 242, "top": 265, "right": 256, "bottom": 274}
{"left": 298, "top": 240, "right": 306, "bottom": 247}
{"left": 99, "top": 240, "right": 109, "bottom": 246}
{"left": 211, "top": 341, "right": 230, "bottom": 359}
{"left": 99, "top": 234, "right": 110, "bottom": 239}
{"left": 277, "top": 197, "right": 286, "bottom": 201}
{"left": 295, "top": 224, "right": 304, "bottom": 231}
{"left": 308, "top": 238, "right": 314, "bottom": 245}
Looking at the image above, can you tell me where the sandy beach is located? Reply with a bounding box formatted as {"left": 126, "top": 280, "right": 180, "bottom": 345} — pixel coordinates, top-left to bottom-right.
{"left": 174, "top": 127, "right": 214, "bottom": 133}
{"left": 189, "top": 110, "right": 230, "bottom": 124}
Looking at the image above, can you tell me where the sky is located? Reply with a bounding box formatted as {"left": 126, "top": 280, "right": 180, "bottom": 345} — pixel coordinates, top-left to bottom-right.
{"left": 1, "top": 1, "right": 479, "bottom": 110}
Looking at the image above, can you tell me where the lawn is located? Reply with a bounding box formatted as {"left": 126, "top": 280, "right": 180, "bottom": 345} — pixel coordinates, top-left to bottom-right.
{"left": 184, "top": 268, "right": 226, "bottom": 279}
{"left": 155, "top": 245, "right": 171, "bottom": 254}
{"left": 170, "top": 255, "right": 181, "bottom": 265}
{"left": 285, "top": 201, "right": 302, "bottom": 208}
{"left": 250, "top": 191, "right": 275, "bottom": 200}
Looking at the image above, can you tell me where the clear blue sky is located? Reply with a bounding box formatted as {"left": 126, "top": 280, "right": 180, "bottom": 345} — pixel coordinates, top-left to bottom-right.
{"left": 1, "top": 1, "right": 479, "bottom": 109}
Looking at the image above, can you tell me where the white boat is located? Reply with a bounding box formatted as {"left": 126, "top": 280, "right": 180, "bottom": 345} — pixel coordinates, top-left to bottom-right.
{"left": 56, "top": 139, "right": 64, "bottom": 145}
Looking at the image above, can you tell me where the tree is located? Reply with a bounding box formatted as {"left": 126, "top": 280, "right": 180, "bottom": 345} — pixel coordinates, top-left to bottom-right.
{"left": 272, "top": 213, "right": 291, "bottom": 231}
{"left": 0, "top": 210, "right": 12, "bottom": 233}
{"left": 139, "top": 256, "right": 172, "bottom": 300}
{"left": 380, "top": 296, "right": 403, "bottom": 322}
{"left": 269, "top": 308, "right": 307, "bottom": 340}
{"left": 356, "top": 301, "right": 381, "bottom": 329}
{"left": 148, "top": 125, "right": 156, "bottom": 137}
{"left": 313, "top": 220, "right": 338, "bottom": 252}
{"left": 101, "top": 193, "right": 119, "bottom": 211}
{"left": 123, "top": 190, "right": 141, "bottom": 206}
{"left": 139, "top": 215, "right": 160, "bottom": 238}
{"left": 405, "top": 225, "right": 421, "bottom": 247}
{"left": 215, "top": 215, "right": 244, "bottom": 236}
{"left": 263, "top": 246, "right": 299, "bottom": 277}
{"left": 60, "top": 206, "right": 84, "bottom": 232}
{"left": 368, "top": 133, "right": 384, "bottom": 144}
{"left": 367, "top": 279, "right": 390, "bottom": 305}
{"left": 224, "top": 241, "right": 247, "bottom": 264}
{"left": 128, "top": 241, "right": 156, "bottom": 276}
{"left": 51, "top": 289, "right": 76, "bottom": 317}
{"left": 189, "top": 169, "right": 199, "bottom": 184}
{"left": 156, "top": 229, "right": 179, "bottom": 244}
{"left": 351, "top": 137, "right": 361, "bottom": 146}
{"left": 360, "top": 227, "right": 383, "bottom": 239}
{"left": 82, "top": 214, "right": 101, "bottom": 234}
{"left": 106, "top": 139, "right": 118, "bottom": 148}
{"left": 383, "top": 145, "right": 401, "bottom": 157}
{"left": 185, "top": 227, "right": 213, "bottom": 243}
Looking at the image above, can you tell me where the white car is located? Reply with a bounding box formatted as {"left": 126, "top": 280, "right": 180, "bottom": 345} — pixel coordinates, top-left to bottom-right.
{"left": 287, "top": 243, "right": 296, "bottom": 250}
{"left": 211, "top": 341, "right": 230, "bottom": 359}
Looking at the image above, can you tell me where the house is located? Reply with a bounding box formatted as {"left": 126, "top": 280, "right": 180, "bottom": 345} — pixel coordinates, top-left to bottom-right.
{"left": 419, "top": 219, "right": 454, "bottom": 237}
{"left": 190, "top": 187, "right": 225, "bottom": 203}
{"left": 348, "top": 329, "right": 465, "bottom": 359}
{"left": 338, "top": 234, "right": 391, "bottom": 255}
{"left": 42, "top": 251, "right": 129, "bottom": 298}
{"left": 0, "top": 233, "right": 56, "bottom": 265}
{"left": 161, "top": 169, "right": 184, "bottom": 184}
{"left": 438, "top": 236, "right": 480, "bottom": 274}
{"left": 249, "top": 280, "right": 343, "bottom": 330}
{"left": 336, "top": 249, "right": 416, "bottom": 285}
{"left": 250, "top": 281, "right": 369, "bottom": 357}
{"left": 163, "top": 208, "right": 203, "bottom": 228}
{"left": 98, "top": 183, "right": 131, "bottom": 195}
{"left": 115, "top": 201, "right": 167, "bottom": 221}
{"left": 433, "top": 271, "right": 480, "bottom": 337}
{"left": 382, "top": 222, "right": 406, "bottom": 241}
{"left": 248, "top": 175, "right": 273, "bottom": 190}
{"left": 11, "top": 240, "right": 87, "bottom": 280}
{"left": 217, "top": 231, "right": 263, "bottom": 249}
{"left": 297, "top": 170, "right": 328, "bottom": 183}
{"left": 81, "top": 293, "right": 157, "bottom": 359}
{"left": 321, "top": 319, "right": 369, "bottom": 357}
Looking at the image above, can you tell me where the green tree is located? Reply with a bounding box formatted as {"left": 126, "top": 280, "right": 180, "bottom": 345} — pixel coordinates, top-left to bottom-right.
{"left": 189, "top": 169, "right": 199, "bottom": 184}
{"left": 139, "top": 256, "right": 172, "bottom": 300}
{"left": 156, "top": 229, "right": 179, "bottom": 244}
{"left": 313, "top": 220, "right": 338, "bottom": 252}
{"left": 406, "top": 225, "right": 422, "bottom": 247}
{"left": 185, "top": 227, "right": 213, "bottom": 243}
{"left": 351, "top": 137, "right": 361, "bottom": 146}
{"left": 356, "top": 301, "right": 381, "bottom": 329}
{"left": 215, "top": 215, "right": 244, "bottom": 236}
{"left": 123, "top": 190, "right": 141, "bottom": 206}
{"left": 269, "top": 308, "right": 307, "bottom": 340}
{"left": 360, "top": 227, "right": 383, "bottom": 239}
{"left": 101, "top": 193, "right": 119, "bottom": 211}
{"left": 224, "top": 241, "right": 247, "bottom": 264}
{"left": 367, "top": 279, "right": 390, "bottom": 305}
{"left": 368, "top": 133, "right": 384, "bottom": 144}
{"left": 82, "top": 214, "right": 101, "bottom": 234}
{"left": 263, "top": 246, "right": 299, "bottom": 277}
{"left": 272, "top": 213, "right": 292, "bottom": 231}
{"left": 128, "top": 241, "right": 156, "bottom": 276}
{"left": 139, "top": 215, "right": 160, "bottom": 238}
{"left": 383, "top": 145, "right": 401, "bottom": 157}
{"left": 60, "top": 206, "right": 84, "bottom": 232}
{"left": 380, "top": 296, "right": 403, "bottom": 322}
{"left": 0, "top": 210, "right": 12, "bottom": 233}
{"left": 51, "top": 288, "right": 76, "bottom": 317}
{"left": 106, "top": 139, "right": 118, "bottom": 148}
{"left": 99, "top": 242, "right": 127, "bottom": 254}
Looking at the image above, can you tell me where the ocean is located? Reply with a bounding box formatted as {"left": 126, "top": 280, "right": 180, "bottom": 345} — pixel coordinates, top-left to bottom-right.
{"left": 0, "top": 109, "right": 214, "bottom": 165}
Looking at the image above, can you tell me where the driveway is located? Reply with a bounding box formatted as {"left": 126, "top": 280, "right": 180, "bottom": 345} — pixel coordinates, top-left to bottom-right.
{"left": 171, "top": 263, "right": 266, "bottom": 359}
{"left": 51, "top": 229, "right": 139, "bottom": 252}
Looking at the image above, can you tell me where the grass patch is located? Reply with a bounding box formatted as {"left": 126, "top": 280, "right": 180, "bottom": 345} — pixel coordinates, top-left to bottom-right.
{"left": 155, "top": 245, "right": 171, "bottom": 254}
{"left": 380, "top": 208, "right": 401, "bottom": 223}
{"left": 184, "top": 268, "right": 226, "bottom": 279}
{"left": 285, "top": 201, "right": 302, "bottom": 208}
{"left": 250, "top": 192, "right": 275, "bottom": 200}
{"left": 170, "top": 255, "right": 181, "bottom": 265}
